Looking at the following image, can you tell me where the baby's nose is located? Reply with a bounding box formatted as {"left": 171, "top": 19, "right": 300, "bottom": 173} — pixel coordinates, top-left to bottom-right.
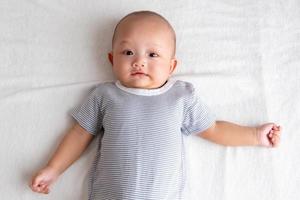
{"left": 132, "top": 57, "right": 146, "bottom": 68}
{"left": 133, "top": 62, "right": 145, "bottom": 68}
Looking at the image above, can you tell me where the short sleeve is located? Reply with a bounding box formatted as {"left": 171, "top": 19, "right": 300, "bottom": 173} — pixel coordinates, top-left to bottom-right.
{"left": 181, "top": 90, "right": 216, "bottom": 136}
{"left": 70, "top": 88, "right": 103, "bottom": 135}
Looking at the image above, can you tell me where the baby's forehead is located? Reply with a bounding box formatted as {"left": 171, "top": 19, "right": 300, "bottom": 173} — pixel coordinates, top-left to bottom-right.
{"left": 118, "top": 40, "right": 169, "bottom": 52}
{"left": 112, "top": 12, "right": 176, "bottom": 55}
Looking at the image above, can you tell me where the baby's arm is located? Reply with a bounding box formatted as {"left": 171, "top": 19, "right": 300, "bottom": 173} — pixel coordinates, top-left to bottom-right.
{"left": 199, "top": 121, "right": 281, "bottom": 147}
{"left": 30, "top": 123, "right": 94, "bottom": 194}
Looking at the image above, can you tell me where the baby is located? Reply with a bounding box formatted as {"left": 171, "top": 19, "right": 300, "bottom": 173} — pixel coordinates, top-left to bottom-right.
{"left": 30, "top": 11, "right": 281, "bottom": 199}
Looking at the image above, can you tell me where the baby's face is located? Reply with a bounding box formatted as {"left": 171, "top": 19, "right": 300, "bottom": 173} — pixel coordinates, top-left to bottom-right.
{"left": 109, "top": 16, "right": 177, "bottom": 89}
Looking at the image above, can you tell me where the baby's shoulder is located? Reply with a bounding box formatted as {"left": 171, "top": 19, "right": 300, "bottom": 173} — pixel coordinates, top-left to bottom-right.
{"left": 173, "top": 80, "right": 195, "bottom": 95}
{"left": 94, "top": 81, "right": 114, "bottom": 90}
{"left": 88, "top": 81, "right": 116, "bottom": 97}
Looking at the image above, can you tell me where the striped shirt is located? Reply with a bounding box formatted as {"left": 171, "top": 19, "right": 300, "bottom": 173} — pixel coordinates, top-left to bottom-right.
{"left": 71, "top": 79, "right": 215, "bottom": 200}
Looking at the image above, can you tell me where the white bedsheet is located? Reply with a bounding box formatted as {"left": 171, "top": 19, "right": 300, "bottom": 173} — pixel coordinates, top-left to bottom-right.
{"left": 1, "top": 0, "right": 299, "bottom": 199}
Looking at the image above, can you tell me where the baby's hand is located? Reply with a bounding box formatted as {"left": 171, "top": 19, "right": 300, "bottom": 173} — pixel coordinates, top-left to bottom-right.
{"left": 256, "top": 123, "right": 281, "bottom": 148}
{"left": 29, "top": 166, "right": 59, "bottom": 194}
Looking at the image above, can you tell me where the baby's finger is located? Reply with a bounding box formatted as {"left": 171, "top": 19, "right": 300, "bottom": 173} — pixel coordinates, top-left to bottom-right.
{"left": 32, "top": 185, "right": 43, "bottom": 193}
{"left": 39, "top": 181, "right": 51, "bottom": 194}
{"left": 272, "top": 125, "right": 278, "bottom": 131}
{"left": 31, "top": 179, "right": 47, "bottom": 193}
{"left": 268, "top": 130, "right": 275, "bottom": 138}
{"left": 44, "top": 187, "right": 50, "bottom": 194}
{"left": 271, "top": 130, "right": 281, "bottom": 139}
{"left": 268, "top": 133, "right": 273, "bottom": 139}
{"left": 31, "top": 180, "right": 41, "bottom": 192}
{"left": 277, "top": 125, "right": 281, "bottom": 131}
{"left": 269, "top": 128, "right": 281, "bottom": 137}
{"left": 32, "top": 175, "right": 43, "bottom": 187}
{"left": 274, "top": 130, "right": 281, "bottom": 136}
{"left": 41, "top": 186, "right": 50, "bottom": 194}
{"left": 271, "top": 135, "right": 280, "bottom": 147}
{"left": 273, "top": 125, "right": 282, "bottom": 131}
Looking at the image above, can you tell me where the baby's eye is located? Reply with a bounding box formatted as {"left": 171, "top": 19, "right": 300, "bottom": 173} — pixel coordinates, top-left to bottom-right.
{"left": 149, "top": 52, "right": 158, "bottom": 57}
{"left": 123, "top": 50, "right": 134, "bottom": 55}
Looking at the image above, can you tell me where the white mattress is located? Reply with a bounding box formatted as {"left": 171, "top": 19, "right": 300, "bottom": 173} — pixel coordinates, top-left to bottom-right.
{"left": 1, "top": 0, "right": 299, "bottom": 199}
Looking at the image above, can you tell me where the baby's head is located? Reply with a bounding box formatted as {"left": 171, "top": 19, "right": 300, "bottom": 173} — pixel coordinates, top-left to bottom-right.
{"left": 108, "top": 11, "right": 177, "bottom": 89}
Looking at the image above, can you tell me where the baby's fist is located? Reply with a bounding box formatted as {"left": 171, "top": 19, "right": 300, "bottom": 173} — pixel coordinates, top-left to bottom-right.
{"left": 29, "top": 166, "right": 59, "bottom": 194}
{"left": 256, "top": 123, "right": 281, "bottom": 148}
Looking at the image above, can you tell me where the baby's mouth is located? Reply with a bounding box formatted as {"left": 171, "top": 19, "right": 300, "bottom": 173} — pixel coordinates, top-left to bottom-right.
{"left": 131, "top": 72, "right": 149, "bottom": 76}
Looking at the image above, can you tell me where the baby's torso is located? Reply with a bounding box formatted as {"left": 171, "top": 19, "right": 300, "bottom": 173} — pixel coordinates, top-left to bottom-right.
{"left": 70, "top": 79, "right": 215, "bottom": 199}
{"left": 90, "top": 81, "right": 187, "bottom": 199}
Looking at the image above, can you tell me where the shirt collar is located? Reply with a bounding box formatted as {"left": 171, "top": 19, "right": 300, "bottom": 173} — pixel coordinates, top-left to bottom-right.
{"left": 115, "top": 79, "right": 176, "bottom": 96}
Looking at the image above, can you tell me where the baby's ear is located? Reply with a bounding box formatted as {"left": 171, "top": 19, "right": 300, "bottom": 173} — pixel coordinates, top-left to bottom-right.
{"left": 169, "top": 58, "right": 178, "bottom": 74}
{"left": 108, "top": 52, "right": 113, "bottom": 65}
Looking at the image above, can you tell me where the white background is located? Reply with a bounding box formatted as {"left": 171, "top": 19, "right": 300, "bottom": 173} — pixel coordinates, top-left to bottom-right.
{"left": 1, "top": 0, "right": 299, "bottom": 199}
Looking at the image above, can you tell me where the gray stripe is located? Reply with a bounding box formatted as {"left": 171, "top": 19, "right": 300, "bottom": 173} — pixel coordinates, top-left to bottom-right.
{"left": 70, "top": 80, "right": 215, "bottom": 200}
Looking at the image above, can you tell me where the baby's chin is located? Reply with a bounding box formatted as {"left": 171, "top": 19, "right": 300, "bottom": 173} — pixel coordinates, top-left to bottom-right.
{"left": 120, "top": 79, "right": 165, "bottom": 89}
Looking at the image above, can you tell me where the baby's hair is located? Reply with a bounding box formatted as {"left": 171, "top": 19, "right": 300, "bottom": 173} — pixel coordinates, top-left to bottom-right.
{"left": 111, "top": 10, "right": 176, "bottom": 56}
